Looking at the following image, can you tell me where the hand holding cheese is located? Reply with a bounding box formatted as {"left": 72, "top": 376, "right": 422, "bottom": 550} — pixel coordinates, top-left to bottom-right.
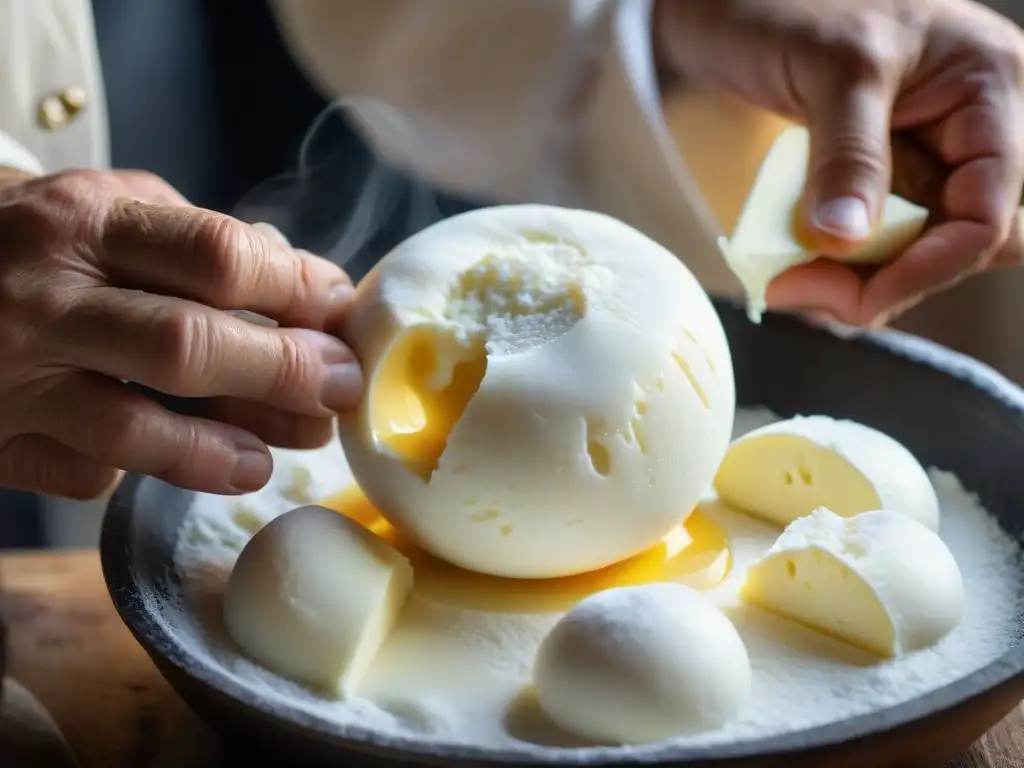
{"left": 338, "top": 204, "right": 735, "bottom": 579}
{"left": 223, "top": 505, "right": 413, "bottom": 698}
{"left": 741, "top": 508, "right": 964, "bottom": 657}
{"left": 533, "top": 584, "right": 751, "bottom": 744}
{"left": 714, "top": 415, "right": 939, "bottom": 532}
{"left": 719, "top": 126, "right": 928, "bottom": 322}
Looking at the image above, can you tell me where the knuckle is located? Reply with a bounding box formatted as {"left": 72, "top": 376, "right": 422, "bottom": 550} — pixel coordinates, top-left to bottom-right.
{"left": 0, "top": 197, "right": 58, "bottom": 255}
{"left": 192, "top": 216, "right": 249, "bottom": 304}
{"left": 814, "top": 131, "right": 888, "bottom": 186}
{"left": 272, "top": 331, "right": 320, "bottom": 399}
{"left": 150, "top": 309, "right": 215, "bottom": 395}
{"left": 0, "top": 269, "right": 67, "bottom": 359}
{"left": 105, "top": 404, "right": 153, "bottom": 454}
{"left": 808, "top": 19, "right": 899, "bottom": 86}
{"left": 1, "top": 172, "right": 107, "bottom": 251}
{"left": 987, "top": 43, "right": 1024, "bottom": 89}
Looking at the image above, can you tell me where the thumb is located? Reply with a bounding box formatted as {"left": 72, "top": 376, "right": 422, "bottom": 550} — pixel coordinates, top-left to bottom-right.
{"left": 801, "top": 83, "right": 895, "bottom": 253}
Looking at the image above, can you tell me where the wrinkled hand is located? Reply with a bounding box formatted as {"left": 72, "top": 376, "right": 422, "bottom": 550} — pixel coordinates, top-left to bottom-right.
{"left": 656, "top": 0, "right": 1024, "bottom": 325}
{"left": 0, "top": 167, "right": 361, "bottom": 499}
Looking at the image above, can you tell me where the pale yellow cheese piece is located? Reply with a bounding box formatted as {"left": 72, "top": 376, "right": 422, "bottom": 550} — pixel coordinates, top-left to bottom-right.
{"left": 223, "top": 505, "right": 414, "bottom": 698}
{"left": 714, "top": 415, "right": 939, "bottom": 531}
{"left": 719, "top": 125, "right": 929, "bottom": 322}
{"left": 665, "top": 87, "right": 793, "bottom": 235}
{"left": 740, "top": 508, "right": 964, "bottom": 657}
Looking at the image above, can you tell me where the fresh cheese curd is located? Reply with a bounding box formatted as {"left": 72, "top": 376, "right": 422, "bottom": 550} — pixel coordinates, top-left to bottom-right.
{"left": 718, "top": 126, "right": 928, "bottom": 322}
{"left": 714, "top": 415, "right": 940, "bottom": 531}
{"left": 223, "top": 505, "right": 413, "bottom": 698}
{"left": 338, "top": 204, "right": 735, "bottom": 578}
{"left": 171, "top": 407, "right": 1024, "bottom": 758}
{"left": 741, "top": 508, "right": 964, "bottom": 657}
{"left": 533, "top": 584, "right": 752, "bottom": 744}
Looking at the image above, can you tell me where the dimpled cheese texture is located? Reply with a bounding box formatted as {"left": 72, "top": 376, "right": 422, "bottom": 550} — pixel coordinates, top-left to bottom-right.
{"left": 740, "top": 508, "right": 964, "bottom": 657}
{"left": 533, "top": 583, "right": 752, "bottom": 744}
{"left": 718, "top": 125, "right": 928, "bottom": 322}
{"left": 223, "top": 505, "right": 413, "bottom": 698}
{"left": 338, "top": 204, "right": 735, "bottom": 579}
{"left": 714, "top": 415, "right": 939, "bottom": 532}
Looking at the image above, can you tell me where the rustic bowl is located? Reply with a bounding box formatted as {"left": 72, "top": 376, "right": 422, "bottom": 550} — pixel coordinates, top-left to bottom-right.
{"left": 101, "top": 300, "right": 1024, "bottom": 767}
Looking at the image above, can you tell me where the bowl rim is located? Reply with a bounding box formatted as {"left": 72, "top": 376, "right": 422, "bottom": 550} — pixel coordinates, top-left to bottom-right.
{"left": 101, "top": 314, "right": 1024, "bottom": 766}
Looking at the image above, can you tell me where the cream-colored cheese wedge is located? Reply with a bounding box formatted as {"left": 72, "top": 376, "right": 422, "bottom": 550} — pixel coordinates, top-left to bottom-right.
{"left": 740, "top": 508, "right": 964, "bottom": 657}
{"left": 533, "top": 584, "right": 752, "bottom": 744}
{"left": 714, "top": 415, "right": 939, "bottom": 531}
{"left": 718, "top": 125, "right": 929, "bottom": 322}
{"left": 339, "top": 204, "right": 736, "bottom": 579}
{"left": 665, "top": 86, "right": 794, "bottom": 234}
{"left": 223, "top": 505, "right": 413, "bottom": 698}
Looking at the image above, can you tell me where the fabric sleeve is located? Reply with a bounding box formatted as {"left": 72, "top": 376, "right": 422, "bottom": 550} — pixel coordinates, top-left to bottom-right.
{"left": 0, "top": 130, "right": 44, "bottom": 176}
{"left": 269, "top": 0, "right": 734, "bottom": 291}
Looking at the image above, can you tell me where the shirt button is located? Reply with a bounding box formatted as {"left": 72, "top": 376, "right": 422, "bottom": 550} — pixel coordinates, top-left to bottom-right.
{"left": 37, "top": 95, "right": 68, "bottom": 131}
{"left": 59, "top": 86, "right": 88, "bottom": 116}
{"left": 37, "top": 87, "right": 88, "bottom": 131}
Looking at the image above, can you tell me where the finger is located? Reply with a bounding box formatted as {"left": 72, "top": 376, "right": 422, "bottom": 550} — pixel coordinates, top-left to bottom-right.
{"left": 857, "top": 161, "right": 1018, "bottom": 324}
{"left": 990, "top": 209, "right": 1024, "bottom": 269}
{"left": 252, "top": 221, "right": 290, "bottom": 246}
{"left": 55, "top": 288, "right": 363, "bottom": 415}
{"left": 801, "top": 80, "right": 895, "bottom": 254}
{"left": 889, "top": 132, "right": 948, "bottom": 211}
{"left": 115, "top": 170, "right": 192, "bottom": 207}
{"left": 204, "top": 397, "right": 335, "bottom": 450}
{"left": 918, "top": 93, "right": 1024, "bottom": 242}
{"left": 100, "top": 201, "right": 352, "bottom": 329}
{"left": 764, "top": 258, "right": 864, "bottom": 324}
{"left": 0, "top": 433, "right": 120, "bottom": 499}
{"left": 35, "top": 372, "right": 274, "bottom": 494}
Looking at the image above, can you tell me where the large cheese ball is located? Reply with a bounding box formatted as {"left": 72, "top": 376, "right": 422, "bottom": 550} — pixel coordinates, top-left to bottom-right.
{"left": 338, "top": 204, "right": 735, "bottom": 578}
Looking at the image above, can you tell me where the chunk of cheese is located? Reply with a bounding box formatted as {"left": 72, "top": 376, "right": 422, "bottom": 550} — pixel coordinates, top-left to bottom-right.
{"left": 740, "top": 508, "right": 964, "bottom": 657}
{"left": 223, "top": 505, "right": 413, "bottom": 698}
{"left": 533, "top": 584, "right": 751, "bottom": 744}
{"left": 339, "top": 205, "right": 736, "bottom": 579}
{"left": 665, "top": 87, "right": 794, "bottom": 235}
{"left": 714, "top": 415, "right": 939, "bottom": 531}
{"left": 719, "top": 125, "right": 929, "bottom": 322}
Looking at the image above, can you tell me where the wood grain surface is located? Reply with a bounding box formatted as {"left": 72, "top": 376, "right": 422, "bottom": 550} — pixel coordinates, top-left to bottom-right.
{"left": 0, "top": 550, "right": 1019, "bottom": 768}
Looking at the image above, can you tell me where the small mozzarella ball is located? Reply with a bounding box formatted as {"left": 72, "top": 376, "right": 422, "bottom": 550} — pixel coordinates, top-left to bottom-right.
{"left": 715, "top": 415, "right": 939, "bottom": 531}
{"left": 533, "top": 584, "right": 751, "bottom": 744}
{"left": 741, "top": 508, "right": 964, "bottom": 657}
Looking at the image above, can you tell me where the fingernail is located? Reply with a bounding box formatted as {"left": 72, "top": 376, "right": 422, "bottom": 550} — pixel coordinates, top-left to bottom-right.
{"left": 229, "top": 435, "right": 272, "bottom": 492}
{"left": 293, "top": 329, "right": 364, "bottom": 411}
{"left": 813, "top": 197, "right": 872, "bottom": 239}
{"left": 321, "top": 362, "right": 363, "bottom": 412}
{"left": 316, "top": 333, "right": 363, "bottom": 411}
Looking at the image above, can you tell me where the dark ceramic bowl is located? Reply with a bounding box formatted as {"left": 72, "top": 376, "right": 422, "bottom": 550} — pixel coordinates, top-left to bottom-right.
{"left": 101, "top": 300, "right": 1024, "bottom": 768}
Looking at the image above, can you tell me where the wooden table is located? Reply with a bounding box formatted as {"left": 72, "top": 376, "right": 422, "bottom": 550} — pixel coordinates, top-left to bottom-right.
{"left": 0, "top": 550, "right": 1021, "bottom": 768}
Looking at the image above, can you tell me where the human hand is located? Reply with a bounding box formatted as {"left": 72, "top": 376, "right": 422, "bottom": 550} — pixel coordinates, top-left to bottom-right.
{"left": 0, "top": 168, "right": 360, "bottom": 499}
{"left": 655, "top": 0, "right": 1024, "bottom": 326}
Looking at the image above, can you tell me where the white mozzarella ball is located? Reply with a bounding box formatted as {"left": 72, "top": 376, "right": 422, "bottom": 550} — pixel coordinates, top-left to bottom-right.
{"left": 339, "top": 204, "right": 735, "bottom": 578}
